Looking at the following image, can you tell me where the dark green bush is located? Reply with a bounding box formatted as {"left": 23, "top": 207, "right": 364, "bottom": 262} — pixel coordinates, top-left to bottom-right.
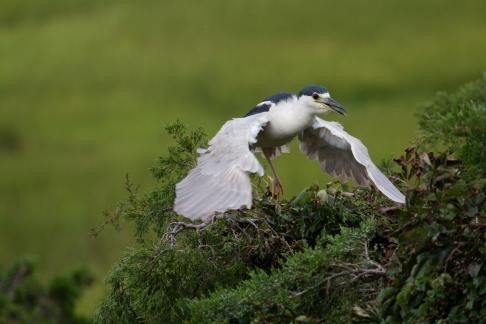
{"left": 96, "top": 75, "right": 485, "bottom": 323}
{"left": 0, "top": 258, "right": 93, "bottom": 323}
{"left": 419, "top": 73, "right": 486, "bottom": 172}
{"left": 369, "top": 75, "right": 486, "bottom": 322}
{"left": 188, "top": 219, "right": 380, "bottom": 323}
{"left": 374, "top": 148, "right": 486, "bottom": 323}
{"left": 94, "top": 121, "right": 393, "bottom": 323}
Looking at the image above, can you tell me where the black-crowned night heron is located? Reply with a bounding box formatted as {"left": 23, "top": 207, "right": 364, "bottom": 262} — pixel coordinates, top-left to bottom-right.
{"left": 174, "top": 85, "right": 405, "bottom": 221}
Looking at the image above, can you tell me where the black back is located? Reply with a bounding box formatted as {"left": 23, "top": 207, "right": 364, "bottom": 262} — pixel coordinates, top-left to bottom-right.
{"left": 244, "top": 92, "right": 295, "bottom": 117}
{"left": 244, "top": 103, "right": 272, "bottom": 117}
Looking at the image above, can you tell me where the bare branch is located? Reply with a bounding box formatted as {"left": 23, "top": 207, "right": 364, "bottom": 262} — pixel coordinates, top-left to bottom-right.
{"left": 291, "top": 240, "right": 387, "bottom": 301}
{"left": 162, "top": 221, "right": 210, "bottom": 245}
{"left": 161, "top": 213, "right": 264, "bottom": 246}
{"left": 220, "top": 214, "right": 261, "bottom": 228}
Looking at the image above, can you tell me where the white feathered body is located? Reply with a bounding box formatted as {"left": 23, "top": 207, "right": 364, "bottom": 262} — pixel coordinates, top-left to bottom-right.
{"left": 255, "top": 97, "right": 315, "bottom": 148}
{"left": 174, "top": 93, "right": 405, "bottom": 222}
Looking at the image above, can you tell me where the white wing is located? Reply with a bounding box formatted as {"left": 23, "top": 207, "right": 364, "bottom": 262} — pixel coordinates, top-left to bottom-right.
{"left": 299, "top": 117, "right": 405, "bottom": 204}
{"left": 174, "top": 114, "right": 268, "bottom": 221}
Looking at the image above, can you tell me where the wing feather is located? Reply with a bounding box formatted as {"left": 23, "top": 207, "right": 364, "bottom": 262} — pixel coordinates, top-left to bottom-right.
{"left": 299, "top": 117, "right": 405, "bottom": 204}
{"left": 174, "top": 114, "right": 268, "bottom": 221}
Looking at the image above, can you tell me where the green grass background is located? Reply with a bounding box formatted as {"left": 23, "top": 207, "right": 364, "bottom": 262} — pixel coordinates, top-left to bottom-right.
{"left": 1, "top": 0, "right": 485, "bottom": 314}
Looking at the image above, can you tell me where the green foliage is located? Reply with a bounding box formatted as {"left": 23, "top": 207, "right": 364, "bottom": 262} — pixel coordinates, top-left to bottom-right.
{"left": 0, "top": 258, "right": 93, "bottom": 323}
{"left": 358, "top": 75, "right": 486, "bottom": 323}
{"left": 419, "top": 73, "right": 486, "bottom": 171}
{"left": 95, "top": 245, "right": 247, "bottom": 323}
{"left": 95, "top": 121, "right": 394, "bottom": 323}
{"left": 374, "top": 148, "right": 486, "bottom": 323}
{"left": 189, "top": 219, "right": 379, "bottom": 323}
{"left": 3, "top": 2, "right": 486, "bottom": 303}
{"left": 96, "top": 75, "right": 486, "bottom": 323}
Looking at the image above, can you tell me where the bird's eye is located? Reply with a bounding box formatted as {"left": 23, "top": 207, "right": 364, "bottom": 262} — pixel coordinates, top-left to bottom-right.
{"left": 312, "top": 93, "right": 319, "bottom": 100}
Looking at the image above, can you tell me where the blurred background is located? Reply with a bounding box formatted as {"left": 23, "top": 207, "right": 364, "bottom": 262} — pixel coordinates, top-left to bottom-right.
{"left": 1, "top": 0, "right": 485, "bottom": 314}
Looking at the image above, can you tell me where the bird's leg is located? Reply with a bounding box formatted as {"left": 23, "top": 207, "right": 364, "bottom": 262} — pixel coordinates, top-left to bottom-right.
{"left": 263, "top": 149, "right": 283, "bottom": 204}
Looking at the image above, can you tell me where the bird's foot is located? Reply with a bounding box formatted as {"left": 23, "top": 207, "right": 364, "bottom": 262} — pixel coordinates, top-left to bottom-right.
{"left": 271, "top": 177, "right": 284, "bottom": 204}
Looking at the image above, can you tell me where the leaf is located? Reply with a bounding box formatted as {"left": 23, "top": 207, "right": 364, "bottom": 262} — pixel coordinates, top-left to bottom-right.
{"left": 428, "top": 223, "right": 445, "bottom": 241}
{"left": 292, "top": 187, "right": 314, "bottom": 206}
{"left": 352, "top": 305, "right": 370, "bottom": 318}
{"left": 419, "top": 152, "right": 432, "bottom": 166}
{"left": 444, "top": 181, "right": 467, "bottom": 199}
{"left": 468, "top": 263, "right": 482, "bottom": 279}
{"left": 316, "top": 190, "right": 328, "bottom": 204}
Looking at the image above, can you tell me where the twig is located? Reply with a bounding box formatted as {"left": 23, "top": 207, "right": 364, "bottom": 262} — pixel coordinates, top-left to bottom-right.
{"left": 292, "top": 240, "right": 387, "bottom": 299}
{"left": 444, "top": 242, "right": 465, "bottom": 272}
{"left": 221, "top": 214, "right": 261, "bottom": 228}
{"left": 161, "top": 213, "right": 263, "bottom": 246}
{"left": 162, "top": 221, "right": 209, "bottom": 245}
{"left": 326, "top": 271, "right": 351, "bottom": 297}
{"left": 363, "top": 241, "right": 386, "bottom": 273}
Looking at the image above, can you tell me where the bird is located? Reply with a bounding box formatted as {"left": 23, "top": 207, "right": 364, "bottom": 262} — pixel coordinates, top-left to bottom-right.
{"left": 174, "top": 85, "right": 405, "bottom": 222}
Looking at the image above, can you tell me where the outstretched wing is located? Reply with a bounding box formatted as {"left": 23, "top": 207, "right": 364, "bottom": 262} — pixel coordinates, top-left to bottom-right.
{"left": 174, "top": 114, "right": 269, "bottom": 221}
{"left": 299, "top": 117, "right": 405, "bottom": 204}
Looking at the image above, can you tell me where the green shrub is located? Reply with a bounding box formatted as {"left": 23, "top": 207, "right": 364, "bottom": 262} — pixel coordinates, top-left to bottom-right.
{"left": 96, "top": 75, "right": 486, "bottom": 323}
{"left": 94, "top": 122, "right": 393, "bottom": 323}
{"left": 419, "top": 73, "right": 486, "bottom": 172}
{"left": 0, "top": 258, "right": 93, "bottom": 323}
{"left": 369, "top": 147, "right": 486, "bottom": 323}
{"left": 368, "top": 75, "right": 486, "bottom": 322}
{"left": 189, "top": 219, "right": 380, "bottom": 323}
